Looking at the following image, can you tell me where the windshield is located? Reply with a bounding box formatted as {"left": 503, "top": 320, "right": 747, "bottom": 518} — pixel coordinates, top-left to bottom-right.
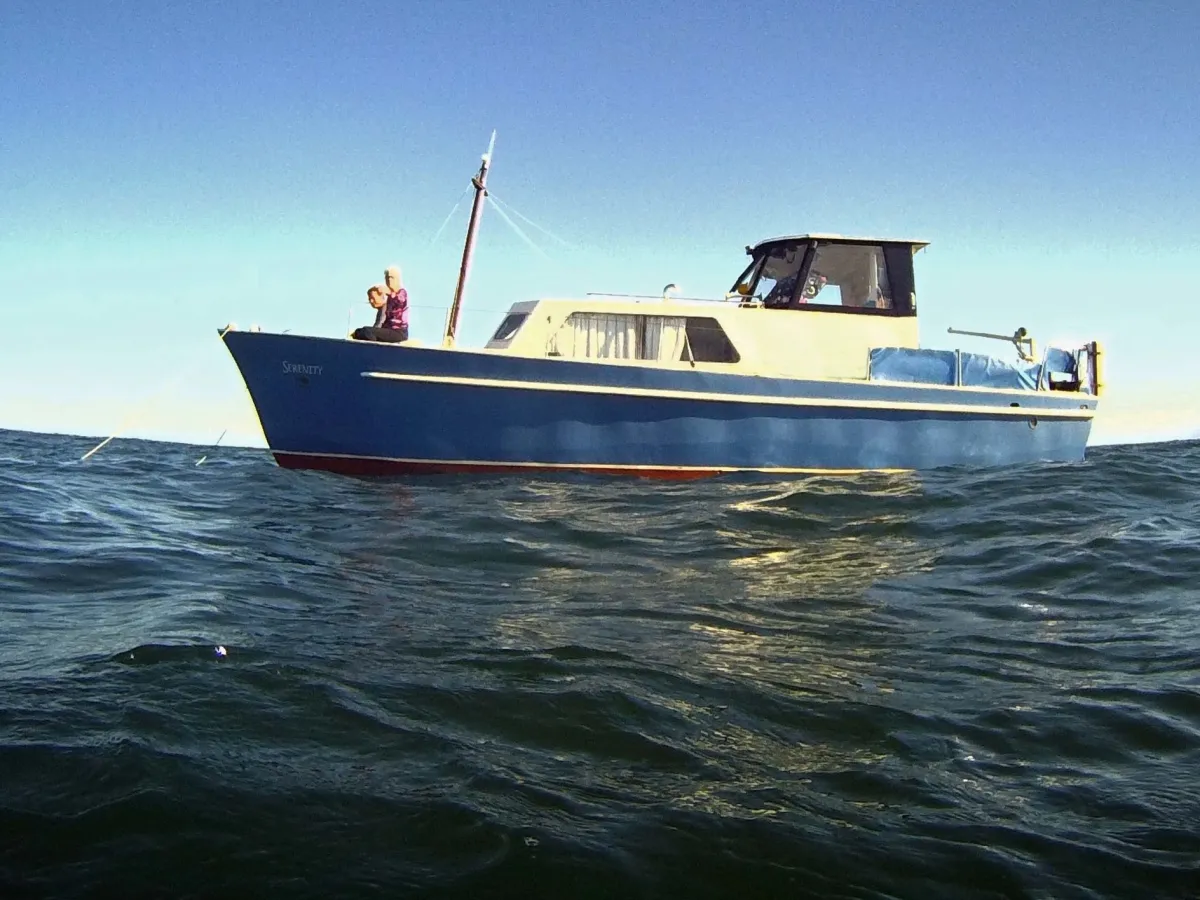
{"left": 730, "top": 240, "right": 809, "bottom": 306}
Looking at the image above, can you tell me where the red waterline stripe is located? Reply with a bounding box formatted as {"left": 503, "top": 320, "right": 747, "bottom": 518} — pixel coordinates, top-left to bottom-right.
{"left": 272, "top": 452, "right": 720, "bottom": 480}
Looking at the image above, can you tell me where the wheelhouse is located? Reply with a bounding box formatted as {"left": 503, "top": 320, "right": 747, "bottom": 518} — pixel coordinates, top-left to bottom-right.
{"left": 729, "top": 234, "right": 927, "bottom": 315}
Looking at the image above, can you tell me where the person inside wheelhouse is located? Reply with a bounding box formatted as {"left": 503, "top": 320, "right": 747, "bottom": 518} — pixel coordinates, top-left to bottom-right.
{"left": 730, "top": 237, "right": 917, "bottom": 315}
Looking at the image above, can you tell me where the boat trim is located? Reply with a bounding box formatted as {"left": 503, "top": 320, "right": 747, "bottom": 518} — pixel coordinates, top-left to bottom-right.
{"left": 360, "top": 371, "right": 1095, "bottom": 419}
{"left": 272, "top": 449, "right": 909, "bottom": 478}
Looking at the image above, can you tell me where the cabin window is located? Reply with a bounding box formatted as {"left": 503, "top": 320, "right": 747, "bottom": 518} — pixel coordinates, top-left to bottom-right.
{"left": 683, "top": 317, "right": 740, "bottom": 363}
{"left": 551, "top": 313, "right": 739, "bottom": 364}
{"left": 804, "top": 243, "right": 893, "bottom": 309}
{"left": 553, "top": 313, "right": 686, "bottom": 361}
{"left": 490, "top": 313, "right": 528, "bottom": 342}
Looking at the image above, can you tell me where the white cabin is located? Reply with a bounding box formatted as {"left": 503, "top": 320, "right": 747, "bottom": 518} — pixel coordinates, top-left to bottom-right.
{"left": 480, "top": 234, "right": 927, "bottom": 381}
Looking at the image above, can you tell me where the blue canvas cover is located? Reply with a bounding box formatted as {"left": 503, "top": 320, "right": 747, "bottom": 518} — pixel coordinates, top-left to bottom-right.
{"left": 868, "top": 347, "right": 1070, "bottom": 391}
{"left": 867, "top": 348, "right": 957, "bottom": 385}
{"left": 1042, "top": 347, "right": 1077, "bottom": 376}
{"left": 958, "top": 351, "right": 1037, "bottom": 390}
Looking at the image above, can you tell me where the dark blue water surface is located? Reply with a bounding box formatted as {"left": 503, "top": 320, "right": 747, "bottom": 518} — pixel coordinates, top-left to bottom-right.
{"left": 1, "top": 428, "right": 1198, "bottom": 899}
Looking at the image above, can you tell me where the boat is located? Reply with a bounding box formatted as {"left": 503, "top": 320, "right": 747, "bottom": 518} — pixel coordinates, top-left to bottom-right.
{"left": 221, "top": 141, "right": 1103, "bottom": 478}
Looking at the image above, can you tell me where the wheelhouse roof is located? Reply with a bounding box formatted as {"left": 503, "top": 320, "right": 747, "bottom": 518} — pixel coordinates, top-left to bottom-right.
{"left": 748, "top": 234, "right": 931, "bottom": 253}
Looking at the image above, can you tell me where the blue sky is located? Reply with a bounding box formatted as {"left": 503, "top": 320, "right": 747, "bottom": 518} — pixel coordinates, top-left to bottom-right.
{"left": 2, "top": 0, "right": 1197, "bottom": 447}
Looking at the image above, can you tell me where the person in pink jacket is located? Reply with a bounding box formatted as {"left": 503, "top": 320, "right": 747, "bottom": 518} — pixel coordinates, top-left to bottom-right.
{"left": 353, "top": 266, "right": 409, "bottom": 342}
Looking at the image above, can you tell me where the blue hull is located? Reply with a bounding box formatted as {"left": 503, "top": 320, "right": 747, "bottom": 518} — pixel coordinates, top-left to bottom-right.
{"left": 223, "top": 331, "right": 1096, "bottom": 477}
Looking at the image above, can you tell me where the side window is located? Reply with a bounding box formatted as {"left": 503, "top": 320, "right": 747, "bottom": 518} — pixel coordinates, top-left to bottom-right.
{"left": 490, "top": 312, "right": 527, "bottom": 342}
{"left": 639, "top": 316, "right": 688, "bottom": 362}
{"left": 555, "top": 313, "right": 638, "bottom": 359}
{"left": 805, "top": 244, "right": 892, "bottom": 309}
{"left": 683, "top": 318, "right": 740, "bottom": 363}
{"left": 551, "top": 313, "right": 739, "bottom": 364}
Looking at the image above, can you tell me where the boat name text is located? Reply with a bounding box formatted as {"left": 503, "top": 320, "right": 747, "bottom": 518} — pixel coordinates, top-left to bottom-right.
{"left": 283, "top": 361, "right": 323, "bottom": 376}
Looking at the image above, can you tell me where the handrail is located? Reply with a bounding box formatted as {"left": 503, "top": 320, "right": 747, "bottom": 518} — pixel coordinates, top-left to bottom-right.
{"left": 947, "top": 326, "right": 1036, "bottom": 362}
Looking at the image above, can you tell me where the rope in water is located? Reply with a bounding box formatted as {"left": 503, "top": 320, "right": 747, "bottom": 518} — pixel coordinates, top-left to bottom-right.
{"left": 195, "top": 429, "right": 227, "bottom": 466}
{"left": 80, "top": 327, "right": 233, "bottom": 462}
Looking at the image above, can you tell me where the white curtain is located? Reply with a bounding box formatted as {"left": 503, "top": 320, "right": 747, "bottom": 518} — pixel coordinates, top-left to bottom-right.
{"left": 556, "top": 314, "right": 636, "bottom": 359}
{"left": 551, "top": 313, "right": 689, "bottom": 361}
{"left": 642, "top": 316, "right": 687, "bottom": 362}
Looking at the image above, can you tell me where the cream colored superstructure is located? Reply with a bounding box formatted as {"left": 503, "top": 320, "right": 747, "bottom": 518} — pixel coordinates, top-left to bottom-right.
{"left": 482, "top": 296, "right": 919, "bottom": 381}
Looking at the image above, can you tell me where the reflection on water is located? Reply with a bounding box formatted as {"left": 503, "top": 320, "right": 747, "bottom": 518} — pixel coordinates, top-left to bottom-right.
{"left": 478, "top": 474, "right": 944, "bottom": 818}
{"left": 487, "top": 473, "right": 939, "bottom": 649}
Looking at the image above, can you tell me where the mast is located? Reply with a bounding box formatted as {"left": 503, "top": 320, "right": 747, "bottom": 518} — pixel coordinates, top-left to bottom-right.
{"left": 442, "top": 131, "right": 496, "bottom": 348}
